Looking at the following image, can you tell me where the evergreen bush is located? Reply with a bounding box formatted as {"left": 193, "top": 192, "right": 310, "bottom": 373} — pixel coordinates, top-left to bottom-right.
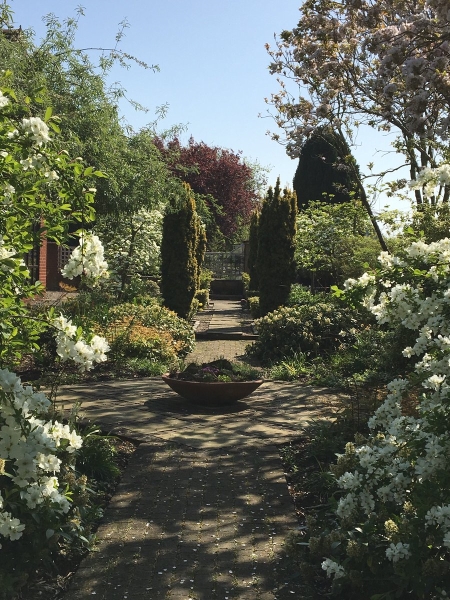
{"left": 293, "top": 126, "right": 360, "bottom": 211}
{"left": 257, "top": 179, "right": 297, "bottom": 316}
{"left": 160, "top": 184, "right": 206, "bottom": 319}
{"left": 248, "top": 210, "right": 260, "bottom": 291}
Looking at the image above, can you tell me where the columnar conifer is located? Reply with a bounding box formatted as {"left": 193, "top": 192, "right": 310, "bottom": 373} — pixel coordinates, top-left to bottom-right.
{"left": 257, "top": 179, "right": 297, "bottom": 316}
{"left": 248, "top": 210, "right": 260, "bottom": 291}
{"left": 161, "top": 184, "right": 205, "bottom": 319}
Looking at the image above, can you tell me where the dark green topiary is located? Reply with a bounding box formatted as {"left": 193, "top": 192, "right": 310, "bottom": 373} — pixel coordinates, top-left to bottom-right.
{"left": 161, "top": 184, "right": 206, "bottom": 319}
{"left": 293, "top": 126, "right": 360, "bottom": 211}
{"left": 248, "top": 210, "right": 260, "bottom": 291}
{"left": 257, "top": 179, "right": 297, "bottom": 317}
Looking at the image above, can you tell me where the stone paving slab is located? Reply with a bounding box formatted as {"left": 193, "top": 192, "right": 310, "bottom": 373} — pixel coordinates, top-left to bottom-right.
{"left": 56, "top": 379, "right": 341, "bottom": 449}
{"left": 64, "top": 443, "right": 304, "bottom": 600}
{"left": 59, "top": 309, "right": 346, "bottom": 599}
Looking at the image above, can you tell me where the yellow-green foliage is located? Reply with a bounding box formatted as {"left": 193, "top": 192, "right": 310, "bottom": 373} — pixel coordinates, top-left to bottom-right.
{"left": 106, "top": 317, "right": 178, "bottom": 363}
{"left": 247, "top": 296, "right": 260, "bottom": 318}
{"left": 105, "top": 303, "right": 195, "bottom": 356}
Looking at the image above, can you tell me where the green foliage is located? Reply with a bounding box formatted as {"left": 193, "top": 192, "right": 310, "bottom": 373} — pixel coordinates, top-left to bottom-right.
{"left": 0, "top": 9, "right": 161, "bottom": 219}
{"left": 268, "top": 352, "right": 309, "bottom": 381}
{"left": 104, "top": 302, "right": 195, "bottom": 357}
{"left": 249, "top": 300, "right": 357, "bottom": 364}
{"left": 257, "top": 179, "right": 297, "bottom": 316}
{"left": 199, "top": 268, "right": 213, "bottom": 290}
{"left": 247, "top": 296, "right": 260, "bottom": 318}
{"left": 287, "top": 284, "right": 328, "bottom": 307}
{"left": 242, "top": 272, "right": 251, "bottom": 297}
{"left": 248, "top": 210, "right": 260, "bottom": 290}
{"left": 119, "top": 277, "right": 161, "bottom": 305}
{"left": 410, "top": 203, "right": 450, "bottom": 243}
{"left": 160, "top": 184, "right": 206, "bottom": 319}
{"left": 0, "top": 74, "right": 101, "bottom": 366}
{"left": 295, "top": 201, "right": 381, "bottom": 288}
{"left": 107, "top": 320, "right": 178, "bottom": 364}
{"left": 293, "top": 125, "right": 360, "bottom": 211}
{"left": 76, "top": 427, "right": 120, "bottom": 482}
{"left": 195, "top": 288, "right": 210, "bottom": 309}
{"left": 172, "top": 359, "right": 261, "bottom": 382}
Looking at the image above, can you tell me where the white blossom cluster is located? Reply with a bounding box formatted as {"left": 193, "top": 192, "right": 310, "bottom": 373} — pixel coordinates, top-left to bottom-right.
{"left": 409, "top": 164, "right": 450, "bottom": 199}
{"left": 21, "top": 116, "right": 51, "bottom": 147}
{"left": 0, "top": 368, "right": 83, "bottom": 547}
{"left": 61, "top": 232, "right": 109, "bottom": 282}
{"left": 53, "top": 314, "right": 110, "bottom": 372}
{"left": 322, "top": 236, "right": 450, "bottom": 582}
{"left": 95, "top": 207, "right": 163, "bottom": 282}
{"left": 0, "top": 90, "right": 9, "bottom": 109}
{"left": 0, "top": 235, "right": 27, "bottom": 274}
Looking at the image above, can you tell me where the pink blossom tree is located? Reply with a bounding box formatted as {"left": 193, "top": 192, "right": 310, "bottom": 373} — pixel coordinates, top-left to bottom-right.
{"left": 266, "top": 0, "right": 450, "bottom": 212}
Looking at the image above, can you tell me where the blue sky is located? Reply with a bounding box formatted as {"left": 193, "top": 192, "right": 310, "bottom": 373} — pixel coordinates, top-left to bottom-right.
{"left": 11, "top": 1, "right": 408, "bottom": 211}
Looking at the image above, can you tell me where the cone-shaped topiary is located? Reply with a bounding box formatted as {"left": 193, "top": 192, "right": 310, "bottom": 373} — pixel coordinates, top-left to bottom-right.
{"left": 293, "top": 126, "right": 360, "bottom": 211}
{"left": 257, "top": 179, "right": 297, "bottom": 316}
{"left": 248, "top": 210, "right": 260, "bottom": 291}
{"left": 161, "top": 184, "right": 206, "bottom": 319}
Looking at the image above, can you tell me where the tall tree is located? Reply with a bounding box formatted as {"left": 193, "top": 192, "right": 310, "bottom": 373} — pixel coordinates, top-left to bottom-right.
{"left": 293, "top": 126, "right": 360, "bottom": 210}
{"left": 0, "top": 6, "right": 160, "bottom": 216}
{"left": 257, "top": 179, "right": 297, "bottom": 316}
{"left": 154, "top": 136, "right": 264, "bottom": 246}
{"left": 160, "top": 184, "right": 205, "bottom": 319}
{"left": 266, "top": 0, "right": 450, "bottom": 247}
{"left": 247, "top": 211, "right": 260, "bottom": 291}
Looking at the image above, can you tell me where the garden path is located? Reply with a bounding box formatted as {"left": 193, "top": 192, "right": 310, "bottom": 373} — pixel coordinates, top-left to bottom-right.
{"left": 59, "top": 301, "right": 345, "bottom": 599}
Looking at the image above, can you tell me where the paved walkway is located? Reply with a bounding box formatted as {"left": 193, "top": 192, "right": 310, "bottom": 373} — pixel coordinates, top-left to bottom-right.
{"left": 60, "top": 301, "right": 345, "bottom": 599}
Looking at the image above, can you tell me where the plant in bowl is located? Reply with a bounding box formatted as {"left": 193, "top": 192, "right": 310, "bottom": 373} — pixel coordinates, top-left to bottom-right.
{"left": 162, "top": 359, "right": 263, "bottom": 406}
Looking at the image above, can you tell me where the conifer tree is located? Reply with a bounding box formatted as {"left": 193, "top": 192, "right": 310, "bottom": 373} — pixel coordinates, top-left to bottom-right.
{"left": 257, "top": 179, "right": 297, "bottom": 316}
{"left": 248, "top": 210, "right": 260, "bottom": 291}
{"left": 161, "top": 184, "right": 205, "bottom": 319}
{"left": 293, "top": 126, "right": 359, "bottom": 211}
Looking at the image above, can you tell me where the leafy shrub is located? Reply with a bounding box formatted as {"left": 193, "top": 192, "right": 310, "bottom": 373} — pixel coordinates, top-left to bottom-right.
{"left": 187, "top": 297, "right": 200, "bottom": 321}
{"left": 119, "top": 276, "right": 161, "bottom": 305}
{"left": 61, "top": 288, "right": 115, "bottom": 327}
{"left": 195, "top": 288, "right": 210, "bottom": 309}
{"left": 76, "top": 427, "right": 120, "bottom": 482}
{"left": 242, "top": 272, "right": 251, "bottom": 297}
{"left": 105, "top": 303, "right": 195, "bottom": 356}
{"left": 247, "top": 296, "right": 260, "bottom": 318}
{"left": 287, "top": 284, "right": 328, "bottom": 307}
{"left": 249, "top": 300, "right": 357, "bottom": 363}
{"left": 268, "top": 352, "right": 309, "bottom": 381}
{"left": 199, "top": 268, "right": 213, "bottom": 290}
{"left": 106, "top": 318, "right": 178, "bottom": 363}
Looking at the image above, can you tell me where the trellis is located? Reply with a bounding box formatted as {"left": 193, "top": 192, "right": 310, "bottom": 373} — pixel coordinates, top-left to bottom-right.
{"left": 204, "top": 248, "right": 244, "bottom": 279}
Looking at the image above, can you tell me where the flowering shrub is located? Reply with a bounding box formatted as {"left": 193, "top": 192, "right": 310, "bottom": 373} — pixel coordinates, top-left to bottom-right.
{"left": 95, "top": 207, "right": 163, "bottom": 291}
{"left": 0, "top": 78, "right": 111, "bottom": 592}
{"left": 53, "top": 314, "right": 109, "bottom": 372}
{"left": 61, "top": 232, "right": 109, "bottom": 283}
{"left": 315, "top": 238, "right": 450, "bottom": 598}
{"left": 249, "top": 301, "right": 357, "bottom": 364}
{"left": 0, "top": 369, "right": 82, "bottom": 545}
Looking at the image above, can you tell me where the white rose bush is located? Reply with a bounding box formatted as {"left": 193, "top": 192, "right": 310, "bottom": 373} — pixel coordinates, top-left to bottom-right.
{"left": 315, "top": 233, "right": 450, "bottom": 597}
{"left": 0, "top": 76, "right": 112, "bottom": 591}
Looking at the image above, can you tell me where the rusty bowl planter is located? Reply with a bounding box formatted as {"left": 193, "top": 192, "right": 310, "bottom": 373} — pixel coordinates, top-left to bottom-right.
{"left": 162, "top": 374, "right": 263, "bottom": 407}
